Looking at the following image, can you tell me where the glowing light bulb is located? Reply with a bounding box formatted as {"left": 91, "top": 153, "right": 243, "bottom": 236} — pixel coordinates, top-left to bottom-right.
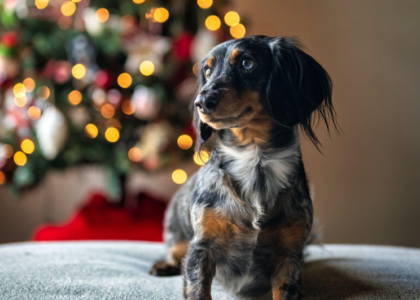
{"left": 95, "top": 8, "right": 109, "bottom": 23}
{"left": 68, "top": 90, "right": 82, "bottom": 106}
{"left": 205, "top": 15, "right": 221, "bottom": 31}
{"left": 23, "top": 78, "right": 36, "bottom": 92}
{"left": 21, "top": 139, "right": 35, "bottom": 154}
{"left": 14, "top": 96, "right": 28, "bottom": 108}
{"left": 192, "top": 63, "right": 200, "bottom": 76}
{"left": 72, "top": 64, "right": 86, "bottom": 79}
{"left": 37, "top": 86, "right": 50, "bottom": 100}
{"left": 85, "top": 124, "right": 98, "bottom": 138}
{"left": 35, "top": 0, "right": 49, "bottom": 10}
{"left": 117, "top": 73, "right": 132, "bottom": 88}
{"left": 101, "top": 104, "right": 115, "bottom": 119}
{"left": 197, "top": 0, "right": 212, "bottom": 9}
{"left": 13, "top": 83, "right": 26, "bottom": 98}
{"left": 128, "top": 148, "right": 143, "bottom": 162}
{"left": 72, "top": 0, "right": 82, "bottom": 3}
{"left": 14, "top": 151, "right": 27, "bottom": 166}
{"left": 177, "top": 134, "right": 193, "bottom": 150}
{"left": 61, "top": 1, "right": 76, "bottom": 17}
{"left": 224, "top": 11, "right": 240, "bottom": 27}
{"left": 0, "top": 170, "right": 5, "bottom": 185}
{"left": 27, "top": 106, "right": 42, "bottom": 120}
{"left": 121, "top": 100, "right": 135, "bottom": 115}
{"left": 193, "top": 151, "right": 210, "bottom": 166}
{"left": 172, "top": 169, "right": 187, "bottom": 184}
{"left": 139, "top": 60, "right": 155, "bottom": 76}
{"left": 230, "top": 23, "right": 246, "bottom": 39}
{"left": 105, "top": 127, "right": 120, "bottom": 143}
{"left": 154, "top": 8, "right": 169, "bottom": 23}
{"left": 133, "top": 0, "right": 145, "bottom": 3}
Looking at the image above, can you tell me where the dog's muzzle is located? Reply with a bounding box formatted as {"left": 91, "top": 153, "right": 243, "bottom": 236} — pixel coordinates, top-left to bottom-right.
{"left": 194, "top": 92, "right": 220, "bottom": 115}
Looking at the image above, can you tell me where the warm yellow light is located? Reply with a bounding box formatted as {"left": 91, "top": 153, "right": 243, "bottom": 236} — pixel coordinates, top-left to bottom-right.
{"left": 197, "top": 0, "right": 212, "bottom": 9}
{"left": 172, "top": 169, "right": 187, "bottom": 184}
{"left": 14, "top": 151, "right": 27, "bottom": 166}
{"left": 224, "top": 11, "right": 240, "bottom": 27}
{"left": 61, "top": 1, "right": 76, "bottom": 17}
{"left": 72, "top": 64, "right": 86, "bottom": 79}
{"left": 13, "top": 83, "right": 26, "bottom": 98}
{"left": 177, "top": 134, "right": 193, "bottom": 150}
{"left": 154, "top": 8, "right": 169, "bottom": 23}
{"left": 2, "top": 144, "right": 14, "bottom": 159}
{"left": 101, "top": 104, "right": 115, "bottom": 119}
{"left": 192, "top": 63, "right": 199, "bottom": 76}
{"left": 37, "top": 86, "right": 50, "bottom": 100}
{"left": 105, "top": 127, "right": 120, "bottom": 143}
{"left": 95, "top": 8, "right": 109, "bottom": 23}
{"left": 27, "top": 106, "right": 42, "bottom": 120}
{"left": 193, "top": 151, "right": 210, "bottom": 166}
{"left": 23, "top": 78, "right": 36, "bottom": 93}
{"left": 205, "top": 15, "right": 221, "bottom": 31}
{"left": 21, "top": 139, "right": 35, "bottom": 154}
{"left": 72, "top": 0, "right": 81, "bottom": 3}
{"left": 117, "top": 73, "right": 132, "bottom": 88}
{"left": 128, "top": 147, "right": 143, "bottom": 162}
{"left": 0, "top": 170, "right": 5, "bottom": 185}
{"left": 139, "top": 60, "right": 155, "bottom": 76}
{"left": 230, "top": 23, "right": 246, "bottom": 39}
{"left": 68, "top": 90, "right": 82, "bottom": 106}
{"left": 14, "top": 96, "right": 28, "bottom": 108}
{"left": 35, "top": 0, "right": 49, "bottom": 10}
{"left": 85, "top": 124, "right": 98, "bottom": 138}
{"left": 133, "top": 0, "right": 145, "bottom": 3}
{"left": 121, "top": 100, "right": 135, "bottom": 115}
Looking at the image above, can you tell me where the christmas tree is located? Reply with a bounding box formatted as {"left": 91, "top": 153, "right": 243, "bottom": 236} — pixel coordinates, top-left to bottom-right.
{"left": 0, "top": 0, "right": 247, "bottom": 199}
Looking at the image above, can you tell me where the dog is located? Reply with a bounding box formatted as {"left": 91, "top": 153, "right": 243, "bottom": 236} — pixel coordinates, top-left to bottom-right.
{"left": 150, "top": 35, "right": 336, "bottom": 300}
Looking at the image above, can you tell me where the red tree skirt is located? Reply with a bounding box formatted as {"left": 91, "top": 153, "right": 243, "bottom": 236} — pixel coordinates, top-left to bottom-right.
{"left": 33, "top": 193, "right": 166, "bottom": 242}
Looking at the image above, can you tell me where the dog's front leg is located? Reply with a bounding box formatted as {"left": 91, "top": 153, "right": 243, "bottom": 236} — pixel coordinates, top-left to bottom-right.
{"left": 183, "top": 240, "right": 216, "bottom": 300}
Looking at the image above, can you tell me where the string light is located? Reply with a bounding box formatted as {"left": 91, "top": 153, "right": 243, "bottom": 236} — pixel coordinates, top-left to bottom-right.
{"left": 72, "top": 0, "right": 82, "bottom": 3}
{"left": 192, "top": 63, "right": 199, "bottom": 76}
{"left": 35, "top": 0, "right": 49, "bottom": 10}
{"left": 197, "top": 0, "right": 212, "bottom": 9}
{"left": 230, "top": 23, "right": 246, "bottom": 39}
{"left": 105, "top": 127, "right": 119, "bottom": 143}
{"left": 0, "top": 170, "right": 5, "bottom": 185}
{"left": 95, "top": 8, "right": 109, "bottom": 23}
{"left": 68, "top": 90, "right": 82, "bottom": 106}
{"left": 37, "top": 86, "right": 50, "bottom": 100}
{"left": 13, "top": 83, "right": 26, "bottom": 98}
{"left": 14, "top": 96, "right": 28, "bottom": 108}
{"left": 172, "top": 169, "right": 187, "bottom": 184}
{"left": 205, "top": 15, "right": 221, "bottom": 31}
{"left": 101, "top": 104, "right": 115, "bottom": 119}
{"left": 128, "top": 147, "right": 143, "bottom": 162}
{"left": 177, "top": 134, "right": 193, "bottom": 150}
{"left": 121, "top": 100, "right": 135, "bottom": 115}
{"left": 72, "top": 64, "right": 86, "bottom": 79}
{"left": 85, "top": 124, "right": 98, "bottom": 138}
{"left": 133, "top": 0, "right": 145, "bottom": 3}
{"left": 117, "top": 73, "right": 132, "bottom": 88}
{"left": 21, "top": 139, "right": 35, "bottom": 154}
{"left": 154, "top": 8, "right": 169, "bottom": 23}
{"left": 13, "top": 151, "right": 27, "bottom": 166}
{"left": 61, "top": 1, "right": 76, "bottom": 17}
{"left": 139, "top": 60, "right": 155, "bottom": 76}
{"left": 27, "top": 106, "right": 42, "bottom": 120}
{"left": 193, "top": 151, "right": 210, "bottom": 166}
{"left": 1, "top": 144, "right": 14, "bottom": 159}
{"left": 23, "top": 78, "right": 36, "bottom": 92}
{"left": 224, "top": 11, "right": 240, "bottom": 26}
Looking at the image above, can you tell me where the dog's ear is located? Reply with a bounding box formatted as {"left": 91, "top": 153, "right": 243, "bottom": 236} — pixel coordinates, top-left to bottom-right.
{"left": 266, "top": 36, "right": 337, "bottom": 148}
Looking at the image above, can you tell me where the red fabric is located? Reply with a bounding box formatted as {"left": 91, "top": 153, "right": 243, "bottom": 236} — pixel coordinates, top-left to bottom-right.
{"left": 33, "top": 193, "right": 166, "bottom": 242}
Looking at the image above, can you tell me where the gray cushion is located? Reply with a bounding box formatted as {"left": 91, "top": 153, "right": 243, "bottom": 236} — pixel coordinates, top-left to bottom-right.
{"left": 0, "top": 242, "right": 419, "bottom": 300}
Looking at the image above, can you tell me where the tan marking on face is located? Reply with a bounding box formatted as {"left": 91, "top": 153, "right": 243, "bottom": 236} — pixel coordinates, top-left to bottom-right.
{"left": 230, "top": 49, "right": 241, "bottom": 64}
{"left": 207, "top": 57, "right": 214, "bottom": 68}
{"left": 169, "top": 241, "right": 189, "bottom": 264}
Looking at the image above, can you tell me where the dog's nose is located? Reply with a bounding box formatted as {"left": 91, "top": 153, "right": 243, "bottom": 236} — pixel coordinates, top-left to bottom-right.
{"left": 194, "top": 94, "right": 220, "bottom": 115}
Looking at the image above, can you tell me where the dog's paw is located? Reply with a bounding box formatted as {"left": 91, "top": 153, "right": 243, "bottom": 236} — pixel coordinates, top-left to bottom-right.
{"left": 149, "top": 260, "right": 181, "bottom": 277}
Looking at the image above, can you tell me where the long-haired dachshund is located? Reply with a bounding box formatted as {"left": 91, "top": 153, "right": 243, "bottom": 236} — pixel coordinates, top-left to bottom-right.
{"left": 150, "top": 35, "right": 336, "bottom": 300}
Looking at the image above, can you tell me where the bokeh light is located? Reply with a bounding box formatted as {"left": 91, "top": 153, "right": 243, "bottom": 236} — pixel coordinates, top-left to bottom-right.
{"left": 37, "top": 86, "right": 50, "bottom": 100}
{"left": 101, "top": 104, "right": 115, "bottom": 119}
{"left": 21, "top": 139, "right": 35, "bottom": 154}
{"left": 193, "top": 151, "right": 210, "bottom": 166}
{"left": 105, "top": 127, "right": 120, "bottom": 143}
{"left": 35, "top": 0, "right": 49, "bottom": 10}
{"left": 128, "top": 147, "right": 143, "bottom": 162}
{"left": 95, "top": 8, "right": 109, "bottom": 23}
{"left": 197, "top": 0, "right": 212, "bottom": 9}
{"left": 121, "top": 100, "right": 135, "bottom": 115}
{"left": 72, "top": 0, "right": 81, "bottom": 3}
{"left": 205, "top": 15, "right": 221, "bottom": 31}
{"left": 154, "top": 8, "right": 169, "bottom": 23}
{"left": 72, "top": 64, "right": 86, "bottom": 79}
{"left": 61, "top": 1, "right": 76, "bottom": 17}
{"left": 230, "top": 23, "right": 246, "bottom": 39}
{"left": 14, "top": 151, "right": 27, "bottom": 166}
{"left": 14, "top": 96, "right": 28, "bottom": 108}
{"left": 224, "top": 11, "right": 240, "bottom": 26}
{"left": 172, "top": 169, "right": 187, "bottom": 184}
{"left": 139, "top": 60, "right": 155, "bottom": 76}
{"left": 0, "top": 170, "right": 5, "bottom": 185}
{"left": 1, "top": 144, "right": 14, "bottom": 159}
{"left": 192, "top": 63, "right": 199, "bottom": 76}
{"left": 106, "top": 118, "right": 121, "bottom": 129}
{"left": 117, "top": 73, "right": 132, "bottom": 88}
{"left": 133, "top": 0, "right": 145, "bottom": 3}
{"left": 68, "top": 90, "right": 82, "bottom": 106}
{"left": 85, "top": 124, "right": 98, "bottom": 138}
{"left": 27, "top": 106, "right": 42, "bottom": 120}
{"left": 13, "top": 83, "right": 26, "bottom": 98}
{"left": 177, "top": 134, "right": 193, "bottom": 150}
{"left": 23, "top": 78, "right": 36, "bottom": 92}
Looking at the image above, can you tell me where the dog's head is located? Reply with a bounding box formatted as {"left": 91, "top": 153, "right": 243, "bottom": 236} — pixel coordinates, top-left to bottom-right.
{"left": 193, "top": 35, "right": 336, "bottom": 149}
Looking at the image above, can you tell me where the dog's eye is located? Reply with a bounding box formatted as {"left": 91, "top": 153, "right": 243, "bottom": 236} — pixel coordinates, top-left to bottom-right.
{"left": 241, "top": 59, "right": 256, "bottom": 71}
{"left": 204, "top": 67, "right": 211, "bottom": 78}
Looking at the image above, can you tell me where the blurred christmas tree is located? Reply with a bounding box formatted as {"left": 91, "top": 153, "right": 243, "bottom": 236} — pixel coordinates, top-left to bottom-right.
{"left": 0, "top": 0, "right": 247, "bottom": 199}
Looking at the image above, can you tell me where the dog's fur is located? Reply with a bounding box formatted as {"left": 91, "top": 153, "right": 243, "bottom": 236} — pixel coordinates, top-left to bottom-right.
{"left": 150, "top": 35, "right": 336, "bottom": 300}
